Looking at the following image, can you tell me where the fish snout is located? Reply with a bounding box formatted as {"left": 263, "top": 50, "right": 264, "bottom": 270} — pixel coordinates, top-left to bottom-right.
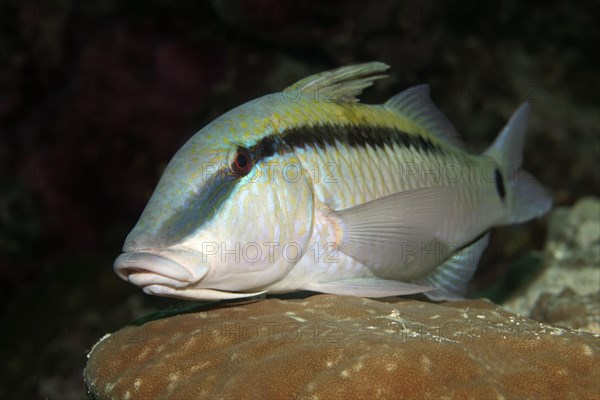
{"left": 113, "top": 251, "right": 209, "bottom": 289}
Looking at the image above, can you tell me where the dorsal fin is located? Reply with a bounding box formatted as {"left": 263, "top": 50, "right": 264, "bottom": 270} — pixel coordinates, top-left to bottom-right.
{"left": 285, "top": 62, "right": 389, "bottom": 103}
{"left": 384, "top": 84, "right": 465, "bottom": 149}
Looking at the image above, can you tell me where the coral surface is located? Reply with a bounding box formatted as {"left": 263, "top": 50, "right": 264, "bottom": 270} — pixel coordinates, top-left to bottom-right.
{"left": 85, "top": 295, "right": 599, "bottom": 399}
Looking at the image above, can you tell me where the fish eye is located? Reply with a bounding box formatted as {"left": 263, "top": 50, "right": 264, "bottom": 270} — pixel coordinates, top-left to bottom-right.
{"left": 231, "top": 147, "right": 252, "bottom": 176}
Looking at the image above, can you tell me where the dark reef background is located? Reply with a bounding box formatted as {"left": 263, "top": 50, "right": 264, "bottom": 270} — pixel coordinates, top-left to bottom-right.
{"left": 0, "top": 0, "right": 598, "bottom": 398}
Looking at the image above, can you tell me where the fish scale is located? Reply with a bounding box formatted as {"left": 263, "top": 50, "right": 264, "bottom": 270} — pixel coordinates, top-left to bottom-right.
{"left": 280, "top": 101, "right": 494, "bottom": 230}
{"left": 268, "top": 118, "right": 489, "bottom": 286}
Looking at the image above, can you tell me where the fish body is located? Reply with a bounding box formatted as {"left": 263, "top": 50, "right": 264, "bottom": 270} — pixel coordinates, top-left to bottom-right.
{"left": 114, "top": 62, "right": 552, "bottom": 300}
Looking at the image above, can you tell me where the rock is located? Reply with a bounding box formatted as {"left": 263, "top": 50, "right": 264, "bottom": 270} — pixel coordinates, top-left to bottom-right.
{"left": 576, "top": 220, "right": 600, "bottom": 249}
{"left": 550, "top": 197, "right": 600, "bottom": 268}
{"left": 503, "top": 197, "right": 600, "bottom": 333}
{"left": 84, "top": 295, "right": 600, "bottom": 400}
{"left": 531, "top": 289, "right": 600, "bottom": 334}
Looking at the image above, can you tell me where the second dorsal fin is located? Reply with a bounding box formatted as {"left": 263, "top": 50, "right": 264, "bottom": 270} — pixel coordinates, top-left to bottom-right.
{"left": 385, "top": 84, "right": 465, "bottom": 149}
{"left": 285, "top": 62, "right": 390, "bottom": 103}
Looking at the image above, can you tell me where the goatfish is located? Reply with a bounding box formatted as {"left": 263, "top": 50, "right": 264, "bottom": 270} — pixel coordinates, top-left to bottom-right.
{"left": 114, "top": 62, "right": 552, "bottom": 301}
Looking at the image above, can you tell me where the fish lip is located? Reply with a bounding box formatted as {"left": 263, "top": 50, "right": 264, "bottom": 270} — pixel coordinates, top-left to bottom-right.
{"left": 113, "top": 251, "right": 209, "bottom": 287}
{"left": 142, "top": 285, "right": 268, "bottom": 300}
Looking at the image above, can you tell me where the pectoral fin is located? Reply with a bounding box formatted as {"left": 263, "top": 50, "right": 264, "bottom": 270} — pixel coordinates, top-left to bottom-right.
{"left": 306, "top": 278, "right": 434, "bottom": 298}
{"left": 333, "top": 186, "right": 456, "bottom": 270}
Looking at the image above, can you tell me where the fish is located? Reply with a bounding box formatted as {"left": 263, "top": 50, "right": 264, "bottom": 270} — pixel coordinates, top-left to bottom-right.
{"left": 114, "top": 62, "right": 553, "bottom": 301}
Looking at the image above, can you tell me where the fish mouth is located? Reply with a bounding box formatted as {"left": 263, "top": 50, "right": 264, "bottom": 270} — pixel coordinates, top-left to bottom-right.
{"left": 142, "top": 285, "right": 268, "bottom": 300}
{"left": 113, "top": 251, "right": 209, "bottom": 289}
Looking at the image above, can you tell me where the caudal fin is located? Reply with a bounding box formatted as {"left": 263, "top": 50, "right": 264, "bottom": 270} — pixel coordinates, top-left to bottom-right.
{"left": 484, "top": 103, "right": 553, "bottom": 224}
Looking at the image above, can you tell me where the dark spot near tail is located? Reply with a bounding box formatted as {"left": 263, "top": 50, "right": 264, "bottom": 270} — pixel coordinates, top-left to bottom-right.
{"left": 494, "top": 168, "right": 506, "bottom": 200}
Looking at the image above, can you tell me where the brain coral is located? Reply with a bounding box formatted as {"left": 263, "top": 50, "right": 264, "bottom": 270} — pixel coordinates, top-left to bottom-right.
{"left": 84, "top": 295, "right": 599, "bottom": 399}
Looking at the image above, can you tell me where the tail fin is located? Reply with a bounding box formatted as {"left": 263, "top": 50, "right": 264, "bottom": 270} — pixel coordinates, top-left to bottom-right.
{"left": 484, "top": 103, "right": 553, "bottom": 224}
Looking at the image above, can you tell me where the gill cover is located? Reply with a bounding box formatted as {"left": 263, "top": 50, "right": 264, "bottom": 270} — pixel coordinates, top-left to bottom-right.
{"left": 192, "top": 147, "right": 315, "bottom": 293}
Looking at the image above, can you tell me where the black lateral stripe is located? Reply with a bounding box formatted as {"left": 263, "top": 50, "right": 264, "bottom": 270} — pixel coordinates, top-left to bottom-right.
{"left": 250, "top": 123, "right": 442, "bottom": 163}
{"left": 157, "top": 168, "right": 237, "bottom": 246}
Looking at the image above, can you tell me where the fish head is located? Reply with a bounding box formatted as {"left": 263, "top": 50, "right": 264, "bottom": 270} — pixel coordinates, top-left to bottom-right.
{"left": 114, "top": 98, "right": 314, "bottom": 300}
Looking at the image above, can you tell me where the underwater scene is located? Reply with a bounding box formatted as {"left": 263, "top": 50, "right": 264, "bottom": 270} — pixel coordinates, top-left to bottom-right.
{"left": 0, "top": 1, "right": 598, "bottom": 399}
